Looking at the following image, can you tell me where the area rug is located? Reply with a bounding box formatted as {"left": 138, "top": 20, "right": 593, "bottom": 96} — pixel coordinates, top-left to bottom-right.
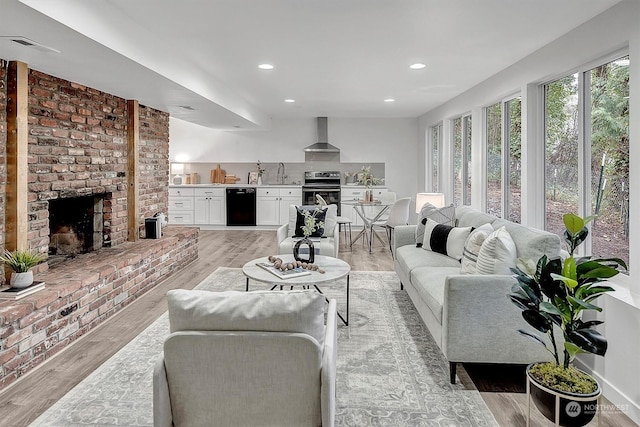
{"left": 30, "top": 268, "right": 498, "bottom": 426}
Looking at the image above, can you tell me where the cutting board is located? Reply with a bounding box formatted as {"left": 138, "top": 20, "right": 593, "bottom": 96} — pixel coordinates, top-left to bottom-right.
{"left": 224, "top": 174, "right": 240, "bottom": 184}
{"left": 210, "top": 164, "right": 225, "bottom": 183}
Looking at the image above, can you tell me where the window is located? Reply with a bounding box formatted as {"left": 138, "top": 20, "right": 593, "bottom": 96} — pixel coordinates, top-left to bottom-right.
{"left": 545, "top": 73, "right": 579, "bottom": 239}
{"left": 486, "top": 102, "right": 502, "bottom": 216}
{"left": 486, "top": 98, "right": 522, "bottom": 221}
{"left": 587, "top": 56, "right": 629, "bottom": 267}
{"left": 507, "top": 98, "right": 522, "bottom": 223}
{"left": 453, "top": 115, "right": 472, "bottom": 206}
{"left": 544, "top": 55, "right": 629, "bottom": 270}
{"left": 431, "top": 124, "right": 442, "bottom": 192}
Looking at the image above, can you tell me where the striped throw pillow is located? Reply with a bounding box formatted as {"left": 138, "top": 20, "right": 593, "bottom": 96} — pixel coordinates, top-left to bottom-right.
{"left": 421, "top": 218, "right": 472, "bottom": 261}
{"left": 476, "top": 226, "right": 517, "bottom": 275}
{"left": 415, "top": 203, "right": 455, "bottom": 247}
{"left": 460, "top": 223, "right": 494, "bottom": 274}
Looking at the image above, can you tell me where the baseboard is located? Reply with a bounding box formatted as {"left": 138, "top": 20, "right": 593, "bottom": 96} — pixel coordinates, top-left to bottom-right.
{"left": 574, "top": 360, "right": 640, "bottom": 424}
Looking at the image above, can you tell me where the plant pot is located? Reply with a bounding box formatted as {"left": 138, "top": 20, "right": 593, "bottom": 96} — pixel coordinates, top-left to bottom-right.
{"left": 527, "top": 363, "right": 601, "bottom": 427}
{"left": 10, "top": 271, "right": 34, "bottom": 289}
{"left": 293, "top": 237, "right": 315, "bottom": 264}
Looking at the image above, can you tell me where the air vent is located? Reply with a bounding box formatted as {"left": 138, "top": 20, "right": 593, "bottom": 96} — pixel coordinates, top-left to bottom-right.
{"left": 0, "top": 36, "right": 60, "bottom": 53}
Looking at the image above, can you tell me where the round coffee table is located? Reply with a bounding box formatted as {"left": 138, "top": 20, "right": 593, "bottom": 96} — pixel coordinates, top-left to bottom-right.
{"left": 242, "top": 255, "right": 351, "bottom": 325}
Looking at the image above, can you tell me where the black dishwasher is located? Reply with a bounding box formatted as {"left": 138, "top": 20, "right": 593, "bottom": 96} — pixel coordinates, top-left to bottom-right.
{"left": 226, "top": 188, "right": 257, "bottom": 226}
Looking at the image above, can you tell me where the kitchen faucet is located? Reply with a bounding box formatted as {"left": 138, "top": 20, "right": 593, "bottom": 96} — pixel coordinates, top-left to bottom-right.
{"left": 277, "top": 162, "right": 285, "bottom": 184}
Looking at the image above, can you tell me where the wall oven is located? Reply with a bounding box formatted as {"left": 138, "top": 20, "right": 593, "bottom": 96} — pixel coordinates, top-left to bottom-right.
{"left": 302, "top": 171, "right": 341, "bottom": 215}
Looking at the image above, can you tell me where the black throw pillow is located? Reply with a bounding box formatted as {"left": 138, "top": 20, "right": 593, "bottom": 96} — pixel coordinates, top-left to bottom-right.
{"left": 294, "top": 205, "right": 327, "bottom": 237}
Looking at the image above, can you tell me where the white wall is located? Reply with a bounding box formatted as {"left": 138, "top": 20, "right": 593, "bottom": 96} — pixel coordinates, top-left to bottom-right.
{"left": 170, "top": 116, "right": 419, "bottom": 201}
{"left": 418, "top": 1, "right": 640, "bottom": 422}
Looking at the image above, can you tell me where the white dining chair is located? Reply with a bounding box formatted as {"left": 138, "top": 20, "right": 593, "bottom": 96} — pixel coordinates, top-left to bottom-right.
{"left": 317, "top": 194, "right": 352, "bottom": 249}
{"left": 369, "top": 197, "right": 411, "bottom": 254}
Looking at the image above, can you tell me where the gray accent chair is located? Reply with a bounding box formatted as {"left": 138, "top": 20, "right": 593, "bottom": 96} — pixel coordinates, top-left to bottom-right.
{"left": 154, "top": 289, "right": 337, "bottom": 427}
{"left": 392, "top": 206, "right": 562, "bottom": 383}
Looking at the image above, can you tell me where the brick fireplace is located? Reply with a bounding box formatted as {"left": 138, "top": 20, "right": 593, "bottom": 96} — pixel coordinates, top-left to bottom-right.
{"left": 0, "top": 60, "right": 198, "bottom": 390}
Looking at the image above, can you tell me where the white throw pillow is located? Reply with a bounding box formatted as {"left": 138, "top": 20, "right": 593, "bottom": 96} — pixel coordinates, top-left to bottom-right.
{"left": 422, "top": 218, "right": 472, "bottom": 261}
{"left": 476, "top": 226, "right": 517, "bottom": 275}
{"left": 460, "top": 223, "right": 493, "bottom": 274}
{"left": 167, "top": 289, "right": 326, "bottom": 346}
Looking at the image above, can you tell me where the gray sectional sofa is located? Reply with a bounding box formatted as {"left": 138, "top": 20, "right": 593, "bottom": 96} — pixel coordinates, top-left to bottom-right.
{"left": 392, "top": 206, "right": 562, "bottom": 383}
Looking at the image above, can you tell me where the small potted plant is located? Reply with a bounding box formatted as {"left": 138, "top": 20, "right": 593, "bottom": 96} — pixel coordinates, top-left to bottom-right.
{"left": 509, "top": 213, "right": 626, "bottom": 426}
{"left": 293, "top": 207, "right": 325, "bottom": 264}
{"left": 1, "top": 249, "right": 46, "bottom": 289}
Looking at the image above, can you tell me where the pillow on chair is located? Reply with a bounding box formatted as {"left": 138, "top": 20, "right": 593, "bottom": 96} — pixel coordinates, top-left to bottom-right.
{"left": 293, "top": 205, "right": 327, "bottom": 237}
{"left": 288, "top": 204, "right": 337, "bottom": 238}
{"left": 167, "top": 289, "right": 326, "bottom": 346}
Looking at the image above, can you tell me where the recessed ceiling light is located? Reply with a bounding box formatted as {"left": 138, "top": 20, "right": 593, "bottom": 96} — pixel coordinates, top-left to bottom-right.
{"left": 284, "top": 99, "right": 295, "bottom": 103}
{"left": 410, "top": 63, "right": 426, "bottom": 70}
{"left": 258, "top": 64, "right": 274, "bottom": 70}
{"left": 384, "top": 98, "right": 395, "bottom": 103}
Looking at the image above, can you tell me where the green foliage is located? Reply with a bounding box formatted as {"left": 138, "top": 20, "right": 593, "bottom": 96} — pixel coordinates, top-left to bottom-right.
{"left": 509, "top": 214, "right": 626, "bottom": 371}
{"left": 300, "top": 208, "right": 325, "bottom": 238}
{"left": 357, "top": 166, "right": 383, "bottom": 188}
{"left": 530, "top": 362, "right": 598, "bottom": 394}
{"left": 1, "top": 249, "right": 46, "bottom": 273}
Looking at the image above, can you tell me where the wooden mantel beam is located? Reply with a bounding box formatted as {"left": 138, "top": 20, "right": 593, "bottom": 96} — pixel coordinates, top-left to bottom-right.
{"left": 127, "top": 99, "right": 140, "bottom": 241}
{"left": 6, "top": 61, "right": 29, "bottom": 251}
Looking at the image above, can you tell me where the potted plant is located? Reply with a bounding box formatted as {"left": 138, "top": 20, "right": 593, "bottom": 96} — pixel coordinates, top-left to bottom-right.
{"left": 357, "top": 166, "right": 384, "bottom": 200}
{"left": 509, "top": 213, "right": 626, "bottom": 426}
{"left": 1, "top": 249, "right": 46, "bottom": 289}
{"left": 293, "top": 207, "right": 325, "bottom": 264}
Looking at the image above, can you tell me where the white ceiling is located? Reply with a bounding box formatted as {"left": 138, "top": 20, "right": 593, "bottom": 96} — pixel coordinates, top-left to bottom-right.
{"left": 1, "top": 0, "right": 621, "bottom": 130}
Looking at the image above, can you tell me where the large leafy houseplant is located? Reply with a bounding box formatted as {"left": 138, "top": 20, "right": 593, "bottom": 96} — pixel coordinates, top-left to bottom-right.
{"left": 509, "top": 213, "right": 626, "bottom": 393}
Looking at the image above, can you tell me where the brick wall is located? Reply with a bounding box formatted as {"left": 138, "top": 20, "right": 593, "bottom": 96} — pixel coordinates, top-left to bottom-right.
{"left": 0, "top": 61, "right": 186, "bottom": 390}
{"left": 25, "top": 68, "right": 169, "bottom": 255}
{"left": 138, "top": 105, "right": 170, "bottom": 235}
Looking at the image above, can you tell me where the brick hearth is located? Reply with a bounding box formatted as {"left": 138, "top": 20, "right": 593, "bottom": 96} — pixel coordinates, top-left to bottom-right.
{"left": 0, "top": 226, "right": 198, "bottom": 388}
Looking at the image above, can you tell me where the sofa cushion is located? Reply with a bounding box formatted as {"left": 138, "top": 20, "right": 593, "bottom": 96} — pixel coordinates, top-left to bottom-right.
{"left": 455, "top": 205, "right": 497, "bottom": 228}
{"left": 395, "top": 245, "right": 462, "bottom": 276}
{"left": 167, "top": 289, "right": 326, "bottom": 346}
{"left": 415, "top": 203, "right": 455, "bottom": 247}
{"left": 492, "top": 218, "right": 561, "bottom": 260}
{"left": 288, "top": 204, "right": 337, "bottom": 238}
{"left": 461, "top": 223, "right": 494, "bottom": 274}
{"left": 476, "top": 226, "right": 517, "bottom": 275}
{"left": 411, "top": 266, "right": 461, "bottom": 323}
{"left": 422, "top": 219, "right": 472, "bottom": 261}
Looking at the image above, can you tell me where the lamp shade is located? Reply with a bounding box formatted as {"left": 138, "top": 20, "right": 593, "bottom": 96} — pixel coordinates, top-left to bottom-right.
{"left": 171, "top": 163, "right": 185, "bottom": 175}
{"left": 415, "top": 192, "right": 445, "bottom": 213}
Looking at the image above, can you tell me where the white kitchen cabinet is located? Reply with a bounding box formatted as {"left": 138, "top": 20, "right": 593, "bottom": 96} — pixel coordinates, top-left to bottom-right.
{"left": 169, "top": 187, "right": 195, "bottom": 225}
{"left": 257, "top": 187, "right": 302, "bottom": 226}
{"left": 194, "top": 188, "right": 225, "bottom": 225}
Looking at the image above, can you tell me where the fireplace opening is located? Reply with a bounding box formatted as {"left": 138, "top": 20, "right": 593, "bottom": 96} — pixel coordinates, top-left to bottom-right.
{"left": 49, "top": 195, "right": 105, "bottom": 258}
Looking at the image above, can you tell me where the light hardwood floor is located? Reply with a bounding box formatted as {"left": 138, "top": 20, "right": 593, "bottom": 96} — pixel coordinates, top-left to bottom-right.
{"left": 0, "top": 230, "right": 634, "bottom": 427}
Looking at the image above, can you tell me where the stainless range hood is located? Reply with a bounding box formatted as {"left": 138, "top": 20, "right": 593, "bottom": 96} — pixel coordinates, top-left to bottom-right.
{"left": 304, "top": 117, "right": 340, "bottom": 153}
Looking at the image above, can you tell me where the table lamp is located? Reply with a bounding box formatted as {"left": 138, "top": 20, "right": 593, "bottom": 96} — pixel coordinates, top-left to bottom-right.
{"left": 171, "top": 163, "right": 185, "bottom": 185}
{"left": 415, "top": 192, "right": 445, "bottom": 213}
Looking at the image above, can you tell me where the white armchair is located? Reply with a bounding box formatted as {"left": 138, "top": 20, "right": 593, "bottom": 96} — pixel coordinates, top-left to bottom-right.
{"left": 154, "top": 289, "right": 337, "bottom": 427}
{"left": 277, "top": 204, "right": 340, "bottom": 258}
